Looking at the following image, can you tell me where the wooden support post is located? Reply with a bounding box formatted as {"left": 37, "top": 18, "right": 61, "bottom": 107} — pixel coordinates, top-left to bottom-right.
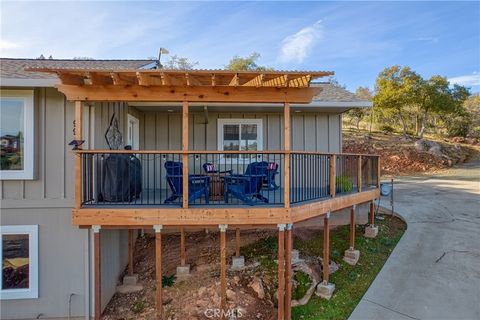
{"left": 277, "top": 224, "right": 286, "bottom": 320}
{"left": 128, "top": 229, "right": 134, "bottom": 275}
{"left": 357, "top": 155, "right": 362, "bottom": 192}
{"left": 219, "top": 224, "right": 228, "bottom": 317}
{"left": 154, "top": 225, "right": 163, "bottom": 320}
{"left": 369, "top": 201, "right": 375, "bottom": 226}
{"left": 93, "top": 225, "right": 101, "bottom": 320}
{"left": 323, "top": 214, "right": 330, "bottom": 284}
{"left": 74, "top": 101, "right": 83, "bottom": 209}
{"left": 285, "top": 224, "right": 293, "bottom": 320}
{"left": 182, "top": 101, "right": 189, "bottom": 208}
{"left": 350, "top": 205, "right": 356, "bottom": 250}
{"left": 180, "top": 227, "right": 186, "bottom": 266}
{"left": 330, "top": 155, "right": 336, "bottom": 198}
{"left": 235, "top": 228, "right": 241, "bottom": 257}
{"left": 283, "top": 102, "right": 291, "bottom": 208}
{"left": 377, "top": 156, "right": 381, "bottom": 188}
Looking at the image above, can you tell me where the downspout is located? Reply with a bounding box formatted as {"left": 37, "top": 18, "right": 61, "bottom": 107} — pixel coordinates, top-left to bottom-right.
{"left": 84, "top": 229, "right": 91, "bottom": 320}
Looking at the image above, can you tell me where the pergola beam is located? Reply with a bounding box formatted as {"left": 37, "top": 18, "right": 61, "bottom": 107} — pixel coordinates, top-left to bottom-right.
{"left": 57, "top": 84, "right": 322, "bottom": 103}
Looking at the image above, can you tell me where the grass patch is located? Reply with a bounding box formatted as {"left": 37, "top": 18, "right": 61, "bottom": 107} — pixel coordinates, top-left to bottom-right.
{"left": 293, "top": 271, "right": 312, "bottom": 300}
{"left": 292, "top": 214, "right": 405, "bottom": 320}
{"left": 240, "top": 213, "right": 405, "bottom": 319}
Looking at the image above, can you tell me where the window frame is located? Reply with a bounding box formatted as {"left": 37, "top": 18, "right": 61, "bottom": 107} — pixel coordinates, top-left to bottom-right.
{"left": 0, "top": 225, "right": 39, "bottom": 300}
{"left": 217, "top": 118, "right": 263, "bottom": 160}
{"left": 0, "top": 90, "right": 35, "bottom": 180}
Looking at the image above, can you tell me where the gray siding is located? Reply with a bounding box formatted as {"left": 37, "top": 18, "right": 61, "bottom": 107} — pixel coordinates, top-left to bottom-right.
{"left": 0, "top": 88, "right": 129, "bottom": 319}
{"left": 131, "top": 110, "right": 342, "bottom": 152}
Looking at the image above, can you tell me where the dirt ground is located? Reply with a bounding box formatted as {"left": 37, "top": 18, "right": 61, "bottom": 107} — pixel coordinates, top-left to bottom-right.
{"left": 103, "top": 229, "right": 279, "bottom": 320}
{"left": 342, "top": 129, "right": 479, "bottom": 176}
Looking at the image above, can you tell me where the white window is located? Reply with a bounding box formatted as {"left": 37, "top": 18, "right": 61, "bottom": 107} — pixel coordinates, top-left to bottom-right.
{"left": 217, "top": 119, "right": 263, "bottom": 159}
{"left": 0, "top": 90, "right": 35, "bottom": 180}
{"left": 0, "top": 225, "right": 39, "bottom": 300}
{"left": 127, "top": 114, "right": 140, "bottom": 150}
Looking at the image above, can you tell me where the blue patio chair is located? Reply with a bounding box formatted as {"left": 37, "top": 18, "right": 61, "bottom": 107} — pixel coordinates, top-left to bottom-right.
{"left": 245, "top": 161, "right": 279, "bottom": 191}
{"left": 224, "top": 161, "right": 269, "bottom": 205}
{"left": 164, "top": 161, "right": 210, "bottom": 204}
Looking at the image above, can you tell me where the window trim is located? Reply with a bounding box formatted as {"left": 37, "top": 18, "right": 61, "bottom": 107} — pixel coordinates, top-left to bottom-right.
{"left": 217, "top": 119, "right": 263, "bottom": 160}
{"left": 0, "top": 225, "right": 39, "bottom": 300}
{"left": 0, "top": 90, "right": 35, "bottom": 180}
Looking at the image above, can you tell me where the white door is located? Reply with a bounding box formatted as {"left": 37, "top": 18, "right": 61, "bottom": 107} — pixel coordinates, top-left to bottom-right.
{"left": 127, "top": 114, "right": 140, "bottom": 150}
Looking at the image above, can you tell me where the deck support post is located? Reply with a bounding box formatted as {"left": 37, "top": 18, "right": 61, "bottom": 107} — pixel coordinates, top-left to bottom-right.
{"left": 180, "top": 227, "right": 186, "bottom": 266}
{"left": 277, "top": 224, "right": 286, "bottom": 320}
{"left": 74, "top": 100, "right": 83, "bottom": 209}
{"left": 316, "top": 213, "right": 335, "bottom": 299}
{"left": 357, "top": 155, "right": 362, "bottom": 192}
{"left": 182, "top": 100, "right": 189, "bottom": 208}
{"left": 330, "top": 155, "right": 336, "bottom": 197}
{"left": 285, "top": 223, "right": 293, "bottom": 320}
{"left": 219, "top": 224, "right": 228, "bottom": 317}
{"left": 93, "top": 225, "right": 101, "bottom": 320}
{"left": 365, "top": 201, "right": 379, "bottom": 238}
{"left": 231, "top": 228, "right": 245, "bottom": 270}
{"left": 344, "top": 205, "right": 360, "bottom": 265}
{"left": 235, "top": 228, "right": 240, "bottom": 257}
{"left": 128, "top": 229, "right": 134, "bottom": 275}
{"left": 283, "top": 102, "right": 291, "bottom": 208}
{"left": 154, "top": 225, "right": 163, "bottom": 320}
{"left": 176, "top": 227, "right": 190, "bottom": 277}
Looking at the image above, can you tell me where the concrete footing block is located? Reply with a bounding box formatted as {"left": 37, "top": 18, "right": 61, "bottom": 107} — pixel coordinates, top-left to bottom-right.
{"left": 291, "top": 249, "right": 304, "bottom": 265}
{"left": 364, "top": 225, "right": 379, "bottom": 238}
{"left": 230, "top": 256, "right": 245, "bottom": 270}
{"left": 123, "top": 274, "right": 139, "bottom": 286}
{"left": 116, "top": 274, "right": 143, "bottom": 293}
{"left": 315, "top": 282, "right": 335, "bottom": 300}
{"left": 176, "top": 264, "right": 191, "bottom": 278}
{"left": 343, "top": 249, "right": 360, "bottom": 266}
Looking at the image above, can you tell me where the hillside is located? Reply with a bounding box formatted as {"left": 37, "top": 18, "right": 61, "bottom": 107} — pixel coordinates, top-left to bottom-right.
{"left": 342, "top": 129, "right": 479, "bottom": 176}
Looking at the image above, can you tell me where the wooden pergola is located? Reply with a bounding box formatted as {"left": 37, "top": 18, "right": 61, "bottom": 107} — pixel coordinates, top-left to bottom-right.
{"left": 26, "top": 67, "right": 379, "bottom": 320}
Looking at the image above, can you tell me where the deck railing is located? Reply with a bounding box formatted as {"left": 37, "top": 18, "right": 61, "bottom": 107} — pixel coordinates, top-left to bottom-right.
{"left": 77, "top": 150, "right": 379, "bottom": 208}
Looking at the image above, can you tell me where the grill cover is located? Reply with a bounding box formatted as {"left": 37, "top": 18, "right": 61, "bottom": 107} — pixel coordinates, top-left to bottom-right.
{"left": 101, "top": 154, "right": 142, "bottom": 202}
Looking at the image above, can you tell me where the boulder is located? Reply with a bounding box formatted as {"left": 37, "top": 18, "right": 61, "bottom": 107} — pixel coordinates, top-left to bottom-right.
{"left": 248, "top": 276, "right": 265, "bottom": 299}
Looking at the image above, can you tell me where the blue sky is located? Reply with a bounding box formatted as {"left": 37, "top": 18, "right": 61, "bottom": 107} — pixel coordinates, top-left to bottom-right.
{"left": 1, "top": 1, "right": 479, "bottom": 92}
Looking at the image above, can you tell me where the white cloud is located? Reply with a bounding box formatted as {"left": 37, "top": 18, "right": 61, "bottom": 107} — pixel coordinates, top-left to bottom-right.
{"left": 448, "top": 72, "right": 480, "bottom": 87}
{"left": 279, "top": 20, "right": 324, "bottom": 64}
{"left": 0, "top": 40, "right": 20, "bottom": 50}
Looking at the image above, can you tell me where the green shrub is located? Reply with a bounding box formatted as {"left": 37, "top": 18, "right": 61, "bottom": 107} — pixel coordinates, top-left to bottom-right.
{"left": 447, "top": 116, "right": 471, "bottom": 137}
{"left": 336, "top": 175, "right": 353, "bottom": 193}
{"left": 380, "top": 124, "right": 395, "bottom": 133}
{"left": 132, "top": 300, "right": 145, "bottom": 314}
{"left": 162, "top": 275, "right": 175, "bottom": 288}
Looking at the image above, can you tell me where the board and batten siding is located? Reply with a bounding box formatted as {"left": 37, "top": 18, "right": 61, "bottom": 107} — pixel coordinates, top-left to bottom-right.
{"left": 131, "top": 110, "right": 342, "bottom": 153}
{"left": 0, "top": 88, "right": 128, "bottom": 205}
{"left": 0, "top": 87, "right": 130, "bottom": 319}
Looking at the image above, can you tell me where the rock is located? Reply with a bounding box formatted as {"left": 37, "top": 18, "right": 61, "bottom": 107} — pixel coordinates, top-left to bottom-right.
{"left": 248, "top": 276, "right": 265, "bottom": 299}
{"left": 197, "top": 286, "right": 207, "bottom": 297}
{"left": 233, "top": 276, "right": 240, "bottom": 286}
{"left": 414, "top": 139, "right": 428, "bottom": 152}
{"left": 226, "top": 289, "right": 236, "bottom": 300}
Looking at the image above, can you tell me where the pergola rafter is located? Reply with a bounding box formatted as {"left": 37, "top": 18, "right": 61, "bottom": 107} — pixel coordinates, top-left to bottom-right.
{"left": 27, "top": 68, "right": 333, "bottom": 103}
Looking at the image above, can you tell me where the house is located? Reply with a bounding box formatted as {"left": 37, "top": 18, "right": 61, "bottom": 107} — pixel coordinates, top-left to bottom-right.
{"left": 0, "top": 58, "right": 378, "bottom": 320}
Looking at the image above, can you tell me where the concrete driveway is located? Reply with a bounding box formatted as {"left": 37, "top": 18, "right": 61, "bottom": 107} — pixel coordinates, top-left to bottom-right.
{"left": 349, "top": 161, "right": 480, "bottom": 320}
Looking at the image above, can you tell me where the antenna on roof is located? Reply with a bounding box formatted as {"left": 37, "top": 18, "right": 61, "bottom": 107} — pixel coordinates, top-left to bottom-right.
{"left": 157, "top": 47, "right": 169, "bottom": 69}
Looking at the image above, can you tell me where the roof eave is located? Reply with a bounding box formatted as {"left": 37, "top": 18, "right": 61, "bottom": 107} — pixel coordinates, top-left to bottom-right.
{"left": 0, "top": 78, "right": 59, "bottom": 87}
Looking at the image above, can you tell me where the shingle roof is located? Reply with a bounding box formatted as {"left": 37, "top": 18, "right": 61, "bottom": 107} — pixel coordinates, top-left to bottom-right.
{"left": 313, "top": 83, "right": 368, "bottom": 103}
{"left": 0, "top": 58, "right": 154, "bottom": 79}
